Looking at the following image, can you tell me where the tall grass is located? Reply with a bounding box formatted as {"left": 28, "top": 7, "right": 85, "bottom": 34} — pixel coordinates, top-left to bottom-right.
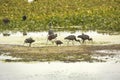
{"left": 0, "top": 0, "right": 119, "bottom": 31}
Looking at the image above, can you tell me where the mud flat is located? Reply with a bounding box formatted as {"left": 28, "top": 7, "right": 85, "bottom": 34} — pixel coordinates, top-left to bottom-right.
{"left": 0, "top": 44, "right": 120, "bottom": 62}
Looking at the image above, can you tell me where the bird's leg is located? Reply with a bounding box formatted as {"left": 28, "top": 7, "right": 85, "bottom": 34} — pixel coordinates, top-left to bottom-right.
{"left": 46, "top": 39, "right": 49, "bottom": 45}
{"left": 82, "top": 40, "right": 85, "bottom": 43}
{"left": 29, "top": 43, "right": 31, "bottom": 47}
{"left": 51, "top": 40, "right": 54, "bottom": 44}
{"left": 67, "top": 40, "right": 70, "bottom": 46}
{"left": 72, "top": 40, "right": 74, "bottom": 45}
{"left": 84, "top": 40, "right": 87, "bottom": 44}
{"left": 78, "top": 40, "right": 81, "bottom": 44}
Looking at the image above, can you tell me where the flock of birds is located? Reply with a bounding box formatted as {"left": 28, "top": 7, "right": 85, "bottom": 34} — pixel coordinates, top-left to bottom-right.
{"left": 2, "top": 15, "right": 93, "bottom": 47}
{"left": 2, "top": 29, "right": 93, "bottom": 47}
{"left": 23, "top": 29, "right": 93, "bottom": 47}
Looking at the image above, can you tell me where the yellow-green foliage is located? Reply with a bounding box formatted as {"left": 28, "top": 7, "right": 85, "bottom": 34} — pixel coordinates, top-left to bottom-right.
{"left": 0, "top": 0, "right": 120, "bottom": 31}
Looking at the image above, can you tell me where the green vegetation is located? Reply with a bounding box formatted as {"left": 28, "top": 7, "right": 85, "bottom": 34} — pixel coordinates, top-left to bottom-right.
{"left": 0, "top": 0, "right": 120, "bottom": 31}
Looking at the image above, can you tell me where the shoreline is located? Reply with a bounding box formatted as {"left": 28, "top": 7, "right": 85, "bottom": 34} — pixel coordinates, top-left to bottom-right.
{"left": 0, "top": 44, "right": 120, "bottom": 62}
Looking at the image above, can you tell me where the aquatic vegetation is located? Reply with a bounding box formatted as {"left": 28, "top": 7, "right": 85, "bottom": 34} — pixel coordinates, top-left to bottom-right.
{"left": 0, "top": 0, "right": 119, "bottom": 31}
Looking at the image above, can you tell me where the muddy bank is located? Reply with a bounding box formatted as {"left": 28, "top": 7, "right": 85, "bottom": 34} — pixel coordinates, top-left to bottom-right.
{"left": 0, "top": 44, "right": 120, "bottom": 62}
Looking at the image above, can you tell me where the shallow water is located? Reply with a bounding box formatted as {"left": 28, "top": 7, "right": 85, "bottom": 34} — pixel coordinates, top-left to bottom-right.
{"left": 93, "top": 50, "right": 120, "bottom": 63}
{"left": 0, "top": 31, "right": 120, "bottom": 80}
{"left": 0, "top": 31, "right": 120, "bottom": 47}
{"left": 96, "top": 50, "right": 120, "bottom": 54}
{"left": 0, "top": 61, "right": 120, "bottom": 80}
{"left": 0, "top": 52, "right": 21, "bottom": 61}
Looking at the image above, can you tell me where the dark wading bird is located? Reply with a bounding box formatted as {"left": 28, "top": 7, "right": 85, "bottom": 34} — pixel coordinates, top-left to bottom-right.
{"left": 47, "top": 34, "right": 57, "bottom": 41}
{"left": 24, "top": 37, "right": 35, "bottom": 47}
{"left": 77, "top": 33, "right": 93, "bottom": 43}
{"left": 55, "top": 40, "right": 63, "bottom": 46}
{"left": 64, "top": 35, "right": 80, "bottom": 45}
{"left": 2, "top": 18, "right": 10, "bottom": 24}
{"left": 22, "top": 15, "right": 27, "bottom": 21}
{"left": 3, "top": 33, "right": 10, "bottom": 36}
{"left": 48, "top": 29, "right": 54, "bottom": 35}
{"left": 23, "top": 31, "right": 27, "bottom": 36}
{"left": 47, "top": 28, "right": 57, "bottom": 44}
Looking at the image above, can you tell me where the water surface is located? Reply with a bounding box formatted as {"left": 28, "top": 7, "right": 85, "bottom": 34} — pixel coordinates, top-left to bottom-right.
{"left": 0, "top": 31, "right": 120, "bottom": 80}
{"left": 0, "top": 31, "right": 120, "bottom": 47}
{"left": 0, "top": 61, "right": 120, "bottom": 80}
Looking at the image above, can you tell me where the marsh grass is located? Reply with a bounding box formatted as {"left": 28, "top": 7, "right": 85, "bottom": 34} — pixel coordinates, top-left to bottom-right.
{"left": 0, "top": 0, "right": 119, "bottom": 31}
